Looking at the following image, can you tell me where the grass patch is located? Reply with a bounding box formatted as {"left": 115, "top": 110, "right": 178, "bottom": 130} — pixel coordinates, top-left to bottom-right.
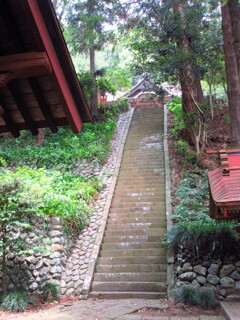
{"left": 1, "top": 289, "right": 30, "bottom": 312}
{"left": 175, "top": 286, "right": 216, "bottom": 309}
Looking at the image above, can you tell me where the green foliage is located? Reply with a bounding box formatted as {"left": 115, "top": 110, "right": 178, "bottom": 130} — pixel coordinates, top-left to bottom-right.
{"left": 223, "top": 113, "right": 231, "bottom": 126}
{"left": 0, "top": 167, "right": 101, "bottom": 234}
{"left": 97, "top": 77, "right": 116, "bottom": 96}
{"left": 0, "top": 122, "right": 117, "bottom": 170}
{"left": 1, "top": 289, "right": 30, "bottom": 312}
{"left": 175, "top": 140, "right": 188, "bottom": 155}
{"left": 65, "top": 0, "right": 116, "bottom": 55}
{"left": 173, "top": 173, "right": 209, "bottom": 223}
{"left": 77, "top": 71, "right": 95, "bottom": 104}
{"left": 98, "top": 101, "right": 130, "bottom": 122}
{"left": 167, "top": 220, "right": 239, "bottom": 257}
{"left": 0, "top": 174, "right": 35, "bottom": 255}
{"left": 42, "top": 283, "right": 60, "bottom": 302}
{"left": 168, "top": 98, "right": 186, "bottom": 138}
{"left": 175, "top": 286, "right": 216, "bottom": 309}
{"left": 167, "top": 172, "right": 240, "bottom": 256}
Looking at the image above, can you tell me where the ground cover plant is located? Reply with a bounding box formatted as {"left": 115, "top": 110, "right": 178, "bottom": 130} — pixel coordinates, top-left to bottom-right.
{"left": 0, "top": 104, "right": 127, "bottom": 309}
{"left": 0, "top": 118, "right": 117, "bottom": 171}
{"left": 175, "top": 286, "right": 216, "bottom": 310}
{"left": 166, "top": 171, "right": 240, "bottom": 257}
{"left": 167, "top": 98, "right": 240, "bottom": 258}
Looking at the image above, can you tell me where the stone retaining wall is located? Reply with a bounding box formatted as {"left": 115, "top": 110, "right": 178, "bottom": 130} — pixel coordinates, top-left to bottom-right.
{"left": 0, "top": 110, "right": 132, "bottom": 295}
{"left": 175, "top": 257, "right": 240, "bottom": 299}
{"left": 2, "top": 217, "right": 72, "bottom": 293}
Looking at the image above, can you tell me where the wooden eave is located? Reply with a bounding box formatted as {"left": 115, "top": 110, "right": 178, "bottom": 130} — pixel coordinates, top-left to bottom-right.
{"left": 0, "top": 0, "right": 91, "bottom": 138}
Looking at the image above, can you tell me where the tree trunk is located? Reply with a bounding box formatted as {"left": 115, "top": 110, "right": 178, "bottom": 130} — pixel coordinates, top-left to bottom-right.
{"left": 36, "top": 128, "right": 45, "bottom": 145}
{"left": 174, "top": 1, "right": 206, "bottom": 147}
{"left": 222, "top": 0, "right": 240, "bottom": 146}
{"left": 90, "top": 47, "right": 98, "bottom": 117}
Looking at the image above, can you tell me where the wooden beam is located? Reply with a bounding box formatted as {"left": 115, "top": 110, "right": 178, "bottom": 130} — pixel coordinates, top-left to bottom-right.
{"left": 0, "top": 52, "right": 52, "bottom": 79}
{"left": 27, "top": 0, "right": 83, "bottom": 133}
{"left": 0, "top": 73, "right": 14, "bottom": 87}
{"left": 0, "top": 99, "right": 20, "bottom": 137}
{"left": 8, "top": 81, "right": 39, "bottom": 136}
{"left": 29, "top": 77, "right": 58, "bottom": 133}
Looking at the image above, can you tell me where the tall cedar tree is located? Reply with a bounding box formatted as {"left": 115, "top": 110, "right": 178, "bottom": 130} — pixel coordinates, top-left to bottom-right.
{"left": 221, "top": 0, "right": 240, "bottom": 146}
{"left": 65, "top": 0, "right": 116, "bottom": 116}
{"left": 128, "top": 0, "right": 209, "bottom": 153}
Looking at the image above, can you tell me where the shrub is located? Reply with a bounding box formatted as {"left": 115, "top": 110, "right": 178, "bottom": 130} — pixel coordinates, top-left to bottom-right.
{"left": 0, "top": 120, "right": 117, "bottom": 170}
{"left": 167, "top": 220, "right": 239, "bottom": 257}
{"left": 1, "top": 289, "right": 30, "bottom": 312}
{"left": 175, "top": 286, "right": 216, "bottom": 309}
{"left": 175, "top": 140, "right": 188, "bottom": 155}
{"left": 42, "top": 283, "right": 60, "bottom": 302}
{"left": 173, "top": 173, "right": 209, "bottom": 223}
{"left": 167, "top": 97, "right": 186, "bottom": 138}
{"left": 0, "top": 167, "right": 102, "bottom": 234}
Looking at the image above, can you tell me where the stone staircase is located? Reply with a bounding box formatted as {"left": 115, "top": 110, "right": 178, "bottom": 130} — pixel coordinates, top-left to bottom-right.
{"left": 90, "top": 107, "right": 167, "bottom": 299}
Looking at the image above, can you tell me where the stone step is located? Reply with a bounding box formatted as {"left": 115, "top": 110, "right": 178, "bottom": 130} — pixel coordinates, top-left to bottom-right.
{"left": 117, "top": 178, "right": 165, "bottom": 184}
{"left": 89, "top": 291, "right": 166, "bottom": 299}
{"left": 111, "top": 195, "right": 165, "bottom": 203}
{"left": 120, "top": 167, "right": 164, "bottom": 172}
{"left": 121, "top": 158, "right": 164, "bottom": 163}
{"left": 103, "top": 235, "right": 161, "bottom": 243}
{"left": 100, "top": 248, "right": 166, "bottom": 257}
{"left": 119, "top": 169, "right": 165, "bottom": 175}
{"left": 121, "top": 153, "right": 164, "bottom": 157}
{"left": 98, "top": 255, "right": 167, "bottom": 265}
{"left": 104, "top": 228, "right": 166, "bottom": 237}
{"left": 109, "top": 207, "right": 165, "bottom": 214}
{"left": 96, "top": 264, "right": 167, "bottom": 273}
{"left": 94, "top": 272, "right": 166, "bottom": 282}
{"left": 106, "top": 222, "right": 165, "bottom": 230}
{"left": 107, "top": 217, "right": 165, "bottom": 225}
{"left": 111, "top": 196, "right": 164, "bottom": 203}
{"left": 110, "top": 201, "right": 165, "bottom": 208}
{"left": 114, "top": 188, "right": 165, "bottom": 195}
{"left": 101, "top": 242, "right": 164, "bottom": 250}
{"left": 117, "top": 174, "right": 165, "bottom": 181}
{"left": 116, "top": 181, "right": 165, "bottom": 188}
{"left": 109, "top": 212, "right": 164, "bottom": 219}
{"left": 91, "top": 281, "right": 167, "bottom": 293}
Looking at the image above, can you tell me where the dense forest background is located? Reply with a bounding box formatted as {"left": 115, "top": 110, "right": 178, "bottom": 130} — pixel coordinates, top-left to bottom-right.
{"left": 52, "top": 0, "right": 240, "bottom": 157}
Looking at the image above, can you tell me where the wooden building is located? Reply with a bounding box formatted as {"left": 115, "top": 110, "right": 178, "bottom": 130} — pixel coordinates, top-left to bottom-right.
{"left": 0, "top": 0, "right": 91, "bottom": 138}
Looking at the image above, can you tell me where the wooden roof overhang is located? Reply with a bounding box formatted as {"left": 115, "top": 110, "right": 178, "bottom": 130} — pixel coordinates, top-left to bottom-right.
{"left": 0, "top": 0, "right": 92, "bottom": 138}
{"left": 208, "top": 149, "right": 240, "bottom": 219}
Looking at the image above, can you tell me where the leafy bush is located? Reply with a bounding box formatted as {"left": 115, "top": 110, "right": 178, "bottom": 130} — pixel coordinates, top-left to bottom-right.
{"left": 99, "top": 101, "right": 130, "bottom": 122}
{"left": 1, "top": 289, "right": 30, "bottom": 312}
{"left": 0, "top": 167, "right": 101, "bottom": 233}
{"left": 167, "top": 220, "right": 239, "bottom": 257}
{"left": 173, "top": 173, "right": 209, "bottom": 223}
{"left": 0, "top": 120, "right": 117, "bottom": 170}
{"left": 223, "top": 113, "right": 230, "bottom": 126}
{"left": 97, "top": 77, "right": 116, "bottom": 96}
{"left": 42, "top": 283, "right": 60, "bottom": 302}
{"left": 168, "top": 97, "right": 186, "bottom": 137}
{"left": 77, "top": 71, "right": 94, "bottom": 104}
{"left": 168, "top": 171, "right": 240, "bottom": 256}
{"left": 175, "top": 286, "right": 216, "bottom": 309}
{"left": 175, "top": 140, "right": 188, "bottom": 155}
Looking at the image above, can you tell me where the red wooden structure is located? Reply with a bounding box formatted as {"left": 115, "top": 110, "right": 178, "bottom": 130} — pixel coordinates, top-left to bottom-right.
{"left": 0, "top": 0, "right": 91, "bottom": 137}
{"left": 208, "top": 149, "right": 240, "bottom": 220}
